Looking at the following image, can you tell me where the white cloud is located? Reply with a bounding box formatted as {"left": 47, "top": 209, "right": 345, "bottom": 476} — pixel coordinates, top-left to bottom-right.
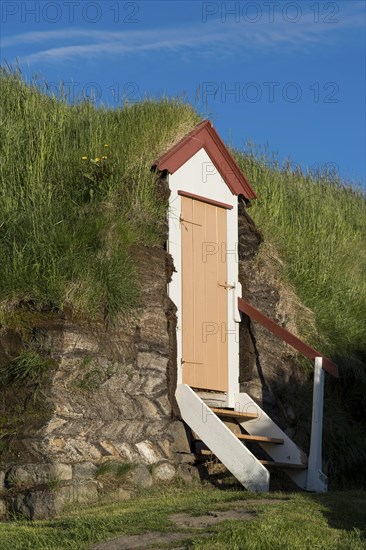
{"left": 2, "top": 2, "right": 364, "bottom": 66}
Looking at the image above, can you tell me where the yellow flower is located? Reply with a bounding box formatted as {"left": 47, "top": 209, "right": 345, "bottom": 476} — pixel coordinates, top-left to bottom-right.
{"left": 102, "top": 155, "right": 108, "bottom": 159}
{"left": 81, "top": 156, "right": 88, "bottom": 160}
{"left": 94, "top": 157, "right": 100, "bottom": 162}
{"left": 104, "top": 144, "right": 109, "bottom": 148}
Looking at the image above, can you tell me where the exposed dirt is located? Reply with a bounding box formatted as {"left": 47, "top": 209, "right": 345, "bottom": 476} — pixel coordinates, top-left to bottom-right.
{"left": 216, "top": 498, "right": 289, "bottom": 507}
{"left": 90, "top": 531, "right": 205, "bottom": 550}
{"left": 170, "top": 508, "right": 256, "bottom": 528}
{"left": 90, "top": 500, "right": 290, "bottom": 549}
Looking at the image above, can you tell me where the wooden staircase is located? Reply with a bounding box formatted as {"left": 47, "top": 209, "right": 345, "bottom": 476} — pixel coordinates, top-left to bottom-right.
{"left": 193, "top": 406, "right": 307, "bottom": 473}
{"left": 176, "top": 384, "right": 327, "bottom": 493}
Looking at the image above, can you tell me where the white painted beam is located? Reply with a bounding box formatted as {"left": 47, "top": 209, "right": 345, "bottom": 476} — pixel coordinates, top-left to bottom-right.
{"left": 307, "top": 357, "right": 328, "bottom": 493}
{"left": 176, "top": 384, "right": 270, "bottom": 492}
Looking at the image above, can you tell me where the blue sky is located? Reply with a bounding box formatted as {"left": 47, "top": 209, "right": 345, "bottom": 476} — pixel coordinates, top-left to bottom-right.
{"left": 1, "top": 0, "right": 365, "bottom": 185}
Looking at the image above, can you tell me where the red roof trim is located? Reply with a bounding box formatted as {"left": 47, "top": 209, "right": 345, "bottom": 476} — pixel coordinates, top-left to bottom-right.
{"left": 154, "top": 120, "right": 256, "bottom": 200}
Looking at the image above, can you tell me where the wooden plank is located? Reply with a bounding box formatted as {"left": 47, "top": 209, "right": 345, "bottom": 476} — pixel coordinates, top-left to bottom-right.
{"left": 178, "top": 190, "right": 233, "bottom": 210}
{"left": 195, "top": 434, "right": 283, "bottom": 444}
{"left": 211, "top": 407, "right": 258, "bottom": 420}
{"left": 181, "top": 197, "right": 195, "bottom": 387}
{"left": 203, "top": 202, "right": 228, "bottom": 391}
{"left": 237, "top": 297, "right": 338, "bottom": 378}
{"left": 237, "top": 434, "right": 284, "bottom": 444}
{"left": 192, "top": 199, "right": 206, "bottom": 390}
{"left": 216, "top": 206, "right": 228, "bottom": 391}
{"left": 260, "top": 460, "right": 307, "bottom": 470}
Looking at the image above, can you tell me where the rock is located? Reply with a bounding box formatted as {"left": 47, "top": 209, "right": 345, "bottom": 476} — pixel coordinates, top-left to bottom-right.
{"left": 176, "top": 464, "right": 200, "bottom": 484}
{"left": 6, "top": 463, "right": 72, "bottom": 487}
{"left": 6, "top": 466, "right": 32, "bottom": 487}
{"left": 175, "top": 453, "right": 196, "bottom": 465}
{"left": 125, "top": 465, "right": 153, "bottom": 489}
{"left": 135, "top": 441, "right": 161, "bottom": 464}
{"left": 73, "top": 462, "right": 97, "bottom": 480}
{"left": 73, "top": 482, "right": 99, "bottom": 503}
{"left": 0, "top": 471, "right": 5, "bottom": 491}
{"left": 57, "top": 482, "right": 99, "bottom": 505}
{"left": 152, "top": 461, "right": 176, "bottom": 482}
{"left": 169, "top": 421, "right": 191, "bottom": 454}
{"left": 13, "top": 491, "right": 63, "bottom": 520}
{"left": 51, "top": 463, "right": 73, "bottom": 481}
{"left": 137, "top": 352, "right": 167, "bottom": 373}
{"left": 0, "top": 499, "right": 7, "bottom": 520}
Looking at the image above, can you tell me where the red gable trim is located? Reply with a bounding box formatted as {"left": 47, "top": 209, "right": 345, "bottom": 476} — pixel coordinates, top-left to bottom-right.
{"left": 154, "top": 120, "right": 256, "bottom": 200}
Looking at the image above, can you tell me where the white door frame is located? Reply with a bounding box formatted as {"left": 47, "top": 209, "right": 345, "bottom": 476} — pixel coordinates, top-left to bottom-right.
{"left": 166, "top": 149, "right": 241, "bottom": 407}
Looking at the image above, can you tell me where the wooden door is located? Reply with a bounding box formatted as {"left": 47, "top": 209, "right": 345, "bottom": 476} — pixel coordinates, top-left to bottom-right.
{"left": 181, "top": 196, "right": 228, "bottom": 391}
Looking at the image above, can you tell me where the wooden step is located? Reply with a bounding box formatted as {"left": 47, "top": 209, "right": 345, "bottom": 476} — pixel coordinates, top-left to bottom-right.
{"left": 260, "top": 460, "right": 307, "bottom": 470}
{"left": 237, "top": 434, "right": 284, "bottom": 445}
{"left": 211, "top": 407, "right": 258, "bottom": 421}
{"left": 194, "top": 434, "right": 283, "bottom": 445}
{"left": 194, "top": 452, "right": 306, "bottom": 470}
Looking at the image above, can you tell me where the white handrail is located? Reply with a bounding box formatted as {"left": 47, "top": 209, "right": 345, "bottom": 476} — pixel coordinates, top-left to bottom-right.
{"left": 307, "top": 357, "right": 328, "bottom": 492}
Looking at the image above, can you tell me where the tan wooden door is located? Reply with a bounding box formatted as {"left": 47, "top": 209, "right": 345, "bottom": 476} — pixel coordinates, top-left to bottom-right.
{"left": 181, "top": 196, "right": 228, "bottom": 391}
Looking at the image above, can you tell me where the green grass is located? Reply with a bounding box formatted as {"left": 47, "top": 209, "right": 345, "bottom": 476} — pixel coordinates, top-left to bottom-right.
{"left": 236, "top": 148, "right": 366, "bottom": 358}
{"left": 2, "top": 351, "right": 50, "bottom": 385}
{"left": 0, "top": 67, "right": 200, "bottom": 321}
{"left": 0, "top": 487, "right": 364, "bottom": 549}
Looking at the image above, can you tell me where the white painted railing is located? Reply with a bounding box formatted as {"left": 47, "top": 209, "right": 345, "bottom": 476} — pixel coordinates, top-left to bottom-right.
{"left": 307, "top": 357, "right": 328, "bottom": 492}
{"left": 238, "top": 298, "right": 337, "bottom": 492}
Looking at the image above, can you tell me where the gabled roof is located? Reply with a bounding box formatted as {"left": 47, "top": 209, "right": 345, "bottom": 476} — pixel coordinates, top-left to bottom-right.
{"left": 154, "top": 120, "right": 256, "bottom": 200}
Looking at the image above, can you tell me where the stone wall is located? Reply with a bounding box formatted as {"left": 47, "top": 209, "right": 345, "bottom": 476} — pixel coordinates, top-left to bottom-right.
{"left": 0, "top": 246, "right": 197, "bottom": 520}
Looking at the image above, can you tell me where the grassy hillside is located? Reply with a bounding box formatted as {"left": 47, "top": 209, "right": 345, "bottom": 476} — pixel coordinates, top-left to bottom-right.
{"left": 236, "top": 151, "right": 366, "bottom": 358}
{"left": 1, "top": 69, "right": 365, "bottom": 484}
{"left": 0, "top": 69, "right": 199, "bottom": 321}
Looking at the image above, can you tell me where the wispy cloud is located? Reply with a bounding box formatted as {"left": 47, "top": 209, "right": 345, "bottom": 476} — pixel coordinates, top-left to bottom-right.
{"left": 2, "top": 3, "right": 364, "bottom": 66}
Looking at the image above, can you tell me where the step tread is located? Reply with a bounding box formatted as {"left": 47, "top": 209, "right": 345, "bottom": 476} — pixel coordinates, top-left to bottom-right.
{"left": 237, "top": 434, "right": 284, "bottom": 444}
{"left": 260, "top": 460, "right": 307, "bottom": 470}
{"left": 211, "top": 407, "right": 258, "bottom": 420}
{"left": 194, "top": 452, "right": 307, "bottom": 470}
{"left": 194, "top": 434, "right": 284, "bottom": 445}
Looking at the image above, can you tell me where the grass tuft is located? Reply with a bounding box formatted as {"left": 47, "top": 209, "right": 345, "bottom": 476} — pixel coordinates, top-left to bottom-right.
{"left": 2, "top": 351, "right": 50, "bottom": 385}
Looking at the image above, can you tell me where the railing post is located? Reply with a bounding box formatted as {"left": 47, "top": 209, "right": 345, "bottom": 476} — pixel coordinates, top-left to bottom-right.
{"left": 307, "top": 357, "right": 327, "bottom": 492}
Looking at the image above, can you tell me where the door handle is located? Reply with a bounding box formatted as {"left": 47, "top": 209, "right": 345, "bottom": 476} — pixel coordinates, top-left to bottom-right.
{"left": 218, "top": 282, "right": 235, "bottom": 290}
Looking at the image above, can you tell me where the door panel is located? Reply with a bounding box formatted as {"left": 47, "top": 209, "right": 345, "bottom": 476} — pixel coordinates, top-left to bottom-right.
{"left": 181, "top": 196, "right": 228, "bottom": 391}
